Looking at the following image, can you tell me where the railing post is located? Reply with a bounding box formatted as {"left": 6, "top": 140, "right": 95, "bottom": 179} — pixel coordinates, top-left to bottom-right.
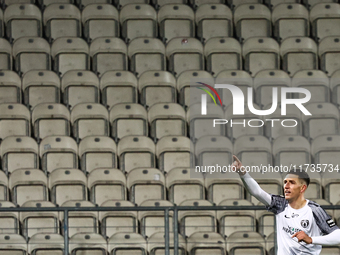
{"left": 173, "top": 207, "right": 178, "bottom": 255}
{"left": 165, "top": 208, "right": 170, "bottom": 255}
{"left": 64, "top": 209, "right": 69, "bottom": 255}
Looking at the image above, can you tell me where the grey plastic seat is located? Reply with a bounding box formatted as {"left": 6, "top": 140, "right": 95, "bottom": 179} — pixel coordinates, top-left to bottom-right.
{"left": 77, "top": 0, "right": 113, "bottom": 9}
{"left": 330, "top": 69, "right": 340, "bottom": 107}
{"left": 153, "top": 0, "right": 188, "bottom": 9}
{"left": 0, "top": 70, "right": 21, "bottom": 104}
{"left": 0, "top": 38, "right": 13, "bottom": 70}
{"left": 0, "top": 234, "right": 27, "bottom": 254}
{"left": 319, "top": 36, "right": 340, "bottom": 76}
{"left": 39, "top": 0, "right": 73, "bottom": 10}
{"left": 187, "top": 232, "right": 225, "bottom": 255}
{"left": 28, "top": 233, "right": 64, "bottom": 255}
{"left": 0, "top": 171, "right": 8, "bottom": 201}
{"left": 115, "top": 0, "right": 150, "bottom": 9}
{"left": 148, "top": 232, "right": 186, "bottom": 255}
{"left": 226, "top": 231, "right": 266, "bottom": 255}
{"left": 69, "top": 233, "right": 106, "bottom": 255}
{"left": 322, "top": 171, "right": 340, "bottom": 204}
{"left": 311, "top": 135, "right": 340, "bottom": 166}
{"left": 0, "top": 202, "right": 19, "bottom": 235}
{"left": 108, "top": 233, "right": 147, "bottom": 255}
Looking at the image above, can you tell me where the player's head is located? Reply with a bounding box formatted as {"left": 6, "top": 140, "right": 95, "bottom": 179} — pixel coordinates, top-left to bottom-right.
{"left": 284, "top": 169, "right": 310, "bottom": 201}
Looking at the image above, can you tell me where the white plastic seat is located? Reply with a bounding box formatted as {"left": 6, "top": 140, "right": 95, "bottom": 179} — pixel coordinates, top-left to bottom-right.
{"left": 120, "top": 4, "right": 157, "bottom": 43}
{"left": 0, "top": 171, "right": 8, "bottom": 200}
{"left": 20, "top": 201, "right": 59, "bottom": 239}
{"left": 226, "top": 231, "right": 266, "bottom": 255}
{"left": 51, "top": 37, "right": 89, "bottom": 76}
{"left": 0, "top": 234, "right": 27, "bottom": 254}
{"left": 22, "top": 70, "right": 60, "bottom": 110}
{"left": 195, "top": 4, "right": 232, "bottom": 43}
{"left": 1, "top": 136, "right": 39, "bottom": 175}
{"left": 110, "top": 103, "right": 148, "bottom": 141}
{"left": 0, "top": 103, "right": 30, "bottom": 141}
{"left": 0, "top": 38, "right": 12, "bottom": 70}
{"left": 4, "top": 4, "right": 42, "bottom": 42}
{"left": 148, "top": 232, "right": 186, "bottom": 255}
{"left": 322, "top": 171, "right": 340, "bottom": 204}
{"left": 166, "top": 37, "right": 204, "bottom": 77}
{"left": 148, "top": 103, "right": 186, "bottom": 141}
{"left": 272, "top": 3, "right": 309, "bottom": 42}
{"left": 43, "top": 3, "right": 81, "bottom": 42}
{"left": 139, "top": 71, "right": 176, "bottom": 108}
{"left": 39, "top": 136, "right": 78, "bottom": 174}
{"left": 280, "top": 37, "right": 318, "bottom": 76}
{"left": 0, "top": 202, "right": 19, "bottom": 235}
{"left": 234, "top": 4, "right": 272, "bottom": 42}
{"left": 88, "top": 168, "right": 126, "bottom": 205}
{"left": 243, "top": 37, "right": 280, "bottom": 77}
{"left": 319, "top": 36, "right": 340, "bottom": 77}
{"left": 100, "top": 71, "right": 137, "bottom": 109}
{"left": 310, "top": 3, "right": 340, "bottom": 42}
{"left": 71, "top": 103, "right": 109, "bottom": 142}
{"left": 156, "top": 136, "right": 194, "bottom": 172}
{"left": 0, "top": 70, "right": 21, "bottom": 104}
{"left": 118, "top": 135, "right": 156, "bottom": 173}
{"left": 108, "top": 233, "right": 147, "bottom": 255}
{"left": 204, "top": 37, "right": 242, "bottom": 76}
{"left": 187, "top": 232, "right": 225, "bottom": 255}
{"left": 78, "top": 136, "right": 117, "bottom": 173}
{"left": 32, "top": 103, "right": 70, "bottom": 141}
{"left": 302, "top": 103, "right": 340, "bottom": 140}
{"left": 49, "top": 169, "right": 87, "bottom": 206}
{"left": 158, "top": 4, "right": 194, "bottom": 43}
{"left": 69, "top": 233, "right": 106, "bottom": 255}
{"left": 127, "top": 167, "right": 165, "bottom": 205}
{"left": 28, "top": 233, "right": 64, "bottom": 255}
{"left": 311, "top": 135, "right": 340, "bottom": 166}
{"left": 99, "top": 200, "right": 138, "bottom": 237}
{"left": 90, "top": 37, "right": 127, "bottom": 76}
{"left": 9, "top": 168, "right": 48, "bottom": 206}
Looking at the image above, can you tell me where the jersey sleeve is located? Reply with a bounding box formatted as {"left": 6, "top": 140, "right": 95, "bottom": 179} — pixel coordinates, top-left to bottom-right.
{"left": 309, "top": 201, "right": 339, "bottom": 235}
{"left": 265, "top": 195, "right": 287, "bottom": 215}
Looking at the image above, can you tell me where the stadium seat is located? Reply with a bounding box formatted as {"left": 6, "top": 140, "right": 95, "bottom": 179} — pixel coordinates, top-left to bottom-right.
{"left": 69, "top": 233, "right": 106, "bottom": 255}
{"left": 280, "top": 37, "right": 318, "bottom": 76}
{"left": 20, "top": 201, "right": 59, "bottom": 239}
{"left": 311, "top": 135, "right": 340, "bottom": 166}
{"left": 147, "top": 232, "right": 186, "bottom": 255}
{"left": 120, "top": 4, "right": 157, "bottom": 43}
{"left": 322, "top": 171, "right": 340, "bottom": 204}
{"left": 32, "top": 103, "right": 70, "bottom": 142}
{"left": 0, "top": 103, "right": 30, "bottom": 141}
{"left": 9, "top": 168, "right": 48, "bottom": 206}
{"left": 39, "top": 0, "right": 74, "bottom": 10}
{"left": 99, "top": 200, "right": 138, "bottom": 237}
{"left": 217, "top": 199, "right": 256, "bottom": 237}
{"left": 243, "top": 37, "right": 280, "bottom": 77}
{"left": 43, "top": 4, "right": 81, "bottom": 42}
{"left": 128, "top": 38, "right": 166, "bottom": 77}
{"left": 22, "top": 70, "right": 60, "bottom": 110}
{"left": 110, "top": 103, "right": 148, "bottom": 141}
{"left": 71, "top": 103, "right": 109, "bottom": 143}
{"left": 51, "top": 37, "right": 89, "bottom": 76}
{"left": 78, "top": 136, "right": 117, "bottom": 173}
{"left": 0, "top": 38, "right": 12, "bottom": 70}
{"left": 320, "top": 246, "right": 340, "bottom": 255}
{"left": 139, "top": 200, "right": 174, "bottom": 237}
{"left": 226, "top": 231, "right": 266, "bottom": 255}
{"left": 88, "top": 168, "right": 126, "bottom": 205}
{"left": 234, "top": 4, "right": 271, "bottom": 42}
{"left": 100, "top": 71, "right": 138, "bottom": 109}
{"left": 303, "top": 0, "right": 337, "bottom": 10}
{"left": 116, "top": 0, "right": 150, "bottom": 9}
{"left": 273, "top": 135, "right": 311, "bottom": 167}
{"left": 117, "top": 136, "right": 156, "bottom": 173}
{"left": 292, "top": 70, "right": 330, "bottom": 103}
{"left": 0, "top": 234, "right": 27, "bottom": 254}
{"left": 49, "top": 168, "right": 87, "bottom": 205}
{"left": 4, "top": 4, "right": 42, "bottom": 42}
{"left": 0, "top": 171, "right": 8, "bottom": 201}
{"left": 186, "top": 232, "right": 226, "bottom": 255}
{"left": 204, "top": 38, "right": 242, "bottom": 76}
{"left": 77, "top": 0, "right": 113, "bottom": 10}
{"left": 166, "top": 38, "right": 204, "bottom": 77}
{"left": 330, "top": 69, "right": 340, "bottom": 107}
{"left": 61, "top": 70, "right": 99, "bottom": 110}
{"left": 90, "top": 38, "right": 128, "bottom": 76}
{"left": 166, "top": 167, "right": 205, "bottom": 204}
{"left": 177, "top": 70, "right": 214, "bottom": 109}
{"left": 0, "top": 202, "right": 19, "bottom": 234}
{"left": 257, "top": 208, "right": 274, "bottom": 238}
{"left": 195, "top": 4, "right": 232, "bottom": 43}
{"left": 178, "top": 199, "right": 216, "bottom": 237}
{"left": 3, "top": 0, "right": 35, "bottom": 8}
{"left": 310, "top": 3, "right": 340, "bottom": 42}
{"left": 319, "top": 36, "right": 340, "bottom": 76}
{"left": 0, "top": 71, "right": 21, "bottom": 104}
{"left": 302, "top": 103, "right": 340, "bottom": 140}
{"left": 28, "top": 233, "right": 64, "bottom": 255}
{"left": 1, "top": 136, "right": 39, "bottom": 175}
{"left": 61, "top": 201, "right": 99, "bottom": 237}
{"left": 148, "top": 103, "right": 186, "bottom": 141}
{"left": 108, "top": 233, "right": 147, "bottom": 255}
{"left": 305, "top": 171, "right": 322, "bottom": 199}
{"left": 127, "top": 167, "right": 165, "bottom": 205}
{"left": 39, "top": 136, "right": 78, "bottom": 174}
{"left": 156, "top": 136, "right": 194, "bottom": 172}
{"left": 266, "top": 232, "right": 275, "bottom": 255}
{"left": 272, "top": 3, "right": 309, "bottom": 42}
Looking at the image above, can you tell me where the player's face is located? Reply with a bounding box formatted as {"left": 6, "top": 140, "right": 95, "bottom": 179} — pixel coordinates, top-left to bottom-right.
{"left": 283, "top": 174, "right": 304, "bottom": 201}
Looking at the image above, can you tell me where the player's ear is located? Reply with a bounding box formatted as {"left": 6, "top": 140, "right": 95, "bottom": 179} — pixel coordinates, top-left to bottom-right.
{"left": 300, "top": 184, "right": 307, "bottom": 193}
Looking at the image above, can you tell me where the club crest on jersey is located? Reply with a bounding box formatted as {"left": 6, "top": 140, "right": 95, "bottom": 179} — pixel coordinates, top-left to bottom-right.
{"left": 301, "top": 220, "right": 309, "bottom": 228}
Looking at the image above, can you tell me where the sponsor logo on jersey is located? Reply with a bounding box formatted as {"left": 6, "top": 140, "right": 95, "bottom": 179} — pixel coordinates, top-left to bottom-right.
{"left": 284, "top": 213, "right": 299, "bottom": 219}
{"left": 301, "top": 219, "right": 309, "bottom": 228}
{"left": 326, "top": 219, "right": 336, "bottom": 228}
{"left": 282, "top": 225, "right": 302, "bottom": 235}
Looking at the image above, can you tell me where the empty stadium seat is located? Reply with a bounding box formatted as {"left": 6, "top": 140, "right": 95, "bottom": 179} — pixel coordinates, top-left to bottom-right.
{"left": 32, "top": 103, "right": 70, "bottom": 141}
{"left": 148, "top": 103, "right": 186, "bottom": 141}
{"left": 229, "top": 0, "right": 262, "bottom": 10}
{"left": 305, "top": 171, "right": 322, "bottom": 199}
{"left": 3, "top": 0, "right": 35, "bottom": 8}
{"left": 108, "top": 233, "right": 147, "bottom": 255}
{"left": 28, "top": 233, "right": 64, "bottom": 255}
{"left": 51, "top": 37, "right": 89, "bottom": 76}
{"left": 0, "top": 234, "right": 27, "bottom": 254}
{"left": 39, "top": 0, "right": 73, "bottom": 10}
{"left": 0, "top": 71, "right": 21, "bottom": 104}
{"left": 304, "top": 0, "right": 337, "bottom": 10}
{"left": 88, "top": 168, "right": 126, "bottom": 205}
{"left": 71, "top": 103, "right": 109, "bottom": 142}
{"left": 256, "top": 207, "right": 274, "bottom": 238}
{"left": 39, "top": 136, "right": 78, "bottom": 174}
{"left": 116, "top": 0, "right": 150, "bottom": 9}
{"left": 120, "top": 4, "right": 157, "bottom": 43}
{"left": 128, "top": 38, "right": 166, "bottom": 77}
{"left": 0, "top": 202, "right": 19, "bottom": 234}
{"left": 312, "top": 135, "right": 340, "bottom": 166}
{"left": 117, "top": 136, "right": 156, "bottom": 173}
{"left": 49, "top": 168, "right": 87, "bottom": 205}
{"left": 322, "top": 171, "right": 340, "bottom": 204}
{"left": 43, "top": 4, "right": 81, "bottom": 42}
{"left": 77, "top": 0, "right": 113, "bottom": 10}
{"left": 100, "top": 71, "right": 138, "bottom": 109}
{"left": 0, "top": 38, "right": 12, "bottom": 70}
{"left": 90, "top": 37, "right": 128, "bottom": 76}
{"left": 186, "top": 232, "right": 226, "bottom": 255}
{"left": 330, "top": 69, "right": 340, "bottom": 107}
{"left": 319, "top": 36, "right": 340, "bottom": 76}
{"left": 22, "top": 70, "right": 60, "bottom": 109}
{"left": 69, "top": 233, "right": 106, "bottom": 255}
{"left": 195, "top": 4, "right": 232, "bottom": 43}
{"left": 226, "top": 231, "right": 266, "bottom": 255}
{"left": 1, "top": 136, "right": 39, "bottom": 175}
{"left": 0, "top": 171, "right": 8, "bottom": 201}
{"left": 147, "top": 232, "right": 186, "bottom": 255}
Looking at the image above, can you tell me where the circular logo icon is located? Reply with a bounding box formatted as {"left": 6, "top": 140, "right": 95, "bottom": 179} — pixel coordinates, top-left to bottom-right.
{"left": 301, "top": 220, "right": 309, "bottom": 228}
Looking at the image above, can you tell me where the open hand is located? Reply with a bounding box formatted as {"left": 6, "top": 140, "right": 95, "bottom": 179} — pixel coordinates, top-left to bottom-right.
{"left": 292, "top": 231, "right": 313, "bottom": 244}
